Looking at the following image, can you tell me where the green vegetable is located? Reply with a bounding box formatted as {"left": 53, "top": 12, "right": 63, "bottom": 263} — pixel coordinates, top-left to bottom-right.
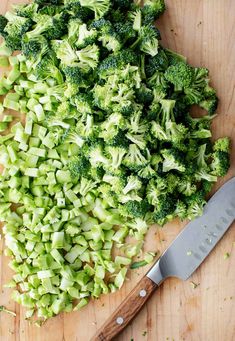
{"left": 0, "top": 0, "right": 230, "bottom": 322}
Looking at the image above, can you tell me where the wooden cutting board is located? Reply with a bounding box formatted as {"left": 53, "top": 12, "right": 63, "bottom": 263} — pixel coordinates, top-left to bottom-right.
{"left": 0, "top": 0, "right": 235, "bottom": 340}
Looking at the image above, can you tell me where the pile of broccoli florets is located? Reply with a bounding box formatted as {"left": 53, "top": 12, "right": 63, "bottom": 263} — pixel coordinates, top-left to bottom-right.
{"left": 0, "top": 0, "right": 231, "bottom": 320}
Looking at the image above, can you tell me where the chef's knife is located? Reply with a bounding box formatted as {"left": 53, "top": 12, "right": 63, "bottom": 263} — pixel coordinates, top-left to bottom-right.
{"left": 91, "top": 177, "right": 235, "bottom": 341}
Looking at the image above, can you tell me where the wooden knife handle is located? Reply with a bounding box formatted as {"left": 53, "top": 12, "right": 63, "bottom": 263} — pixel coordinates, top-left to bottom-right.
{"left": 91, "top": 276, "right": 158, "bottom": 341}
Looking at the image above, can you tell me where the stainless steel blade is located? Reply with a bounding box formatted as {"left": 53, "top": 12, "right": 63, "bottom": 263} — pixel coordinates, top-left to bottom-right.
{"left": 147, "top": 177, "right": 235, "bottom": 285}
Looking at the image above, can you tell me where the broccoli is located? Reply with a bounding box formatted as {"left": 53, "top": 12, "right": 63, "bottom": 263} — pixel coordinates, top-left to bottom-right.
{"left": 131, "top": 25, "right": 160, "bottom": 57}
{"left": 98, "top": 22, "right": 122, "bottom": 53}
{"left": 79, "top": 0, "right": 110, "bottom": 19}
{"left": 119, "top": 199, "right": 151, "bottom": 219}
{"left": 63, "top": 66, "right": 87, "bottom": 87}
{"left": 165, "top": 62, "right": 193, "bottom": 91}
{"left": 45, "top": 12, "right": 69, "bottom": 40}
{"left": 152, "top": 194, "right": 176, "bottom": 226}
{"left": 114, "top": 22, "right": 136, "bottom": 44}
{"left": 211, "top": 151, "right": 230, "bottom": 177}
{"left": 164, "top": 47, "right": 187, "bottom": 66}
{"left": 24, "top": 14, "right": 54, "bottom": 39}
{"left": 68, "top": 155, "right": 91, "bottom": 178}
{"left": 65, "top": 1, "right": 93, "bottom": 20}
{"left": 74, "top": 23, "right": 97, "bottom": 48}
{"left": 178, "top": 176, "right": 197, "bottom": 196}
{"left": 142, "top": 0, "right": 166, "bottom": 24}
{"left": 88, "top": 143, "right": 110, "bottom": 167}
{"left": 213, "top": 137, "right": 230, "bottom": 153}
{"left": 123, "top": 144, "right": 149, "bottom": 171}
{"left": 35, "top": 52, "right": 64, "bottom": 84}
{"left": 105, "top": 146, "right": 127, "bottom": 172}
{"left": 184, "top": 191, "right": 207, "bottom": 220}
{"left": 97, "top": 49, "right": 138, "bottom": 77}
{"left": 76, "top": 44, "right": 99, "bottom": 71}
{"left": 3, "top": 12, "right": 32, "bottom": 50}
{"left": 199, "top": 95, "right": 218, "bottom": 115}
{"left": 13, "top": 3, "right": 39, "bottom": 19}
{"left": 145, "top": 48, "right": 169, "bottom": 76}
{"left": 52, "top": 39, "right": 79, "bottom": 66}
{"left": 161, "top": 148, "right": 186, "bottom": 172}
{"left": 0, "top": 15, "right": 8, "bottom": 38}
{"left": 22, "top": 35, "right": 49, "bottom": 65}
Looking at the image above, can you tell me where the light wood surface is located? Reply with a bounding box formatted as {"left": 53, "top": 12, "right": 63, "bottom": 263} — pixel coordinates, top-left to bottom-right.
{"left": 0, "top": 1, "right": 235, "bottom": 340}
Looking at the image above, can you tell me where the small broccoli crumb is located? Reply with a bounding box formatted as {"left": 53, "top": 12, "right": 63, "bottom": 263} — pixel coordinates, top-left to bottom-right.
{"left": 190, "top": 281, "right": 200, "bottom": 289}
{"left": 142, "top": 331, "right": 147, "bottom": 336}
{"left": 224, "top": 252, "right": 230, "bottom": 260}
{"left": 0, "top": 305, "right": 16, "bottom": 317}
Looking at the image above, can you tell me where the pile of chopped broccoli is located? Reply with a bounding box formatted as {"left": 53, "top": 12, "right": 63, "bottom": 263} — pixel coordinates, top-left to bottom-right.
{"left": 0, "top": 0, "right": 231, "bottom": 321}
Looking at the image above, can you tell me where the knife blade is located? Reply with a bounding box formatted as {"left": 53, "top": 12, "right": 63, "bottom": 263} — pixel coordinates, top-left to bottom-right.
{"left": 92, "top": 177, "right": 235, "bottom": 341}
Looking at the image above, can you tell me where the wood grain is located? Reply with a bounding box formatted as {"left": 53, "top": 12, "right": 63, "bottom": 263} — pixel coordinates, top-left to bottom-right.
{"left": 0, "top": 1, "right": 235, "bottom": 341}
{"left": 91, "top": 277, "right": 157, "bottom": 341}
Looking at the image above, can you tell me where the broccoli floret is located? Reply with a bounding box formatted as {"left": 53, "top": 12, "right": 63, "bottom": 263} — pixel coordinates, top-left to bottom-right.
{"left": 174, "top": 200, "right": 188, "bottom": 220}
{"left": 45, "top": 12, "right": 69, "bottom": 40}
{"left": 112, "top": 0, "right": 132, "bottom": 10}
{"left": 165, "top": 62, "right": 193, "bottom": 91}
{"left": 199, "top": 95, "right": 218, "bottom": 115}
{"left": 164, "top": 48, "right": 187, "bottom": 66}
{"left": 21, "top": 35, "right": 49, "bottom": 65}
{"left": 135, "top": 85, "right": 153, "bottom": 105}
{"left": 152, "top": 194, "right": 175, "bottom": 226}
{"left": 105, "top": 146, "right": 127, "bottom": 172}
{"left": 161, "top": 148, "right": 186, "bottom": 172}
{"left": 184, "top": 191, "right": 206, "bottom": 220}
{"left": 25, "top": 14, "right": 54, "bottom": 39}
{"left": 65, "top": 0, "right": 93, "bottom": 20}
{"left": 145, "top": 48, "right": 169, "bottom": 77}
{"left": 146, "top": 177, "right": 167, "bottom": 205}
{"left": 77, "top": 24, "right": 97, "bottom": 48}
{"left": 123, "top": 144, "right": 149, "bottom": 171}
{"left": 211, "top": 151, "right": 230, "bottom": 177}
{"left": 38, "top": 4, "right": 62, "bottom": 16}
{"left": 98, "top": 22, "right": 122, "bottom": 53}
{"left": 4, "top": 12, "right": 32, "bottom": 35}
{"left": 35, "top": 52, "right": 64, "bottom": 84}
{"left": 97, "top": 49, "right": 138, "bottom": 77}
{"left": 71, "top": 94, "right": 93, "bottom": 117}
{"left": 131, "top": 25, "right": 160, "bottom": 57}
{"left": 68, "top": 155, "right": 91, "bottom": 178}
{"left": 76, "top": 44, "right": 99, "bottom": 71}
{"left": 120, "top": 199, "right": 151, "bottom": 219}
{"left": 52, "top": 39, "right": 79, "bottom": 66}
{"left": 98, "top": 183, "right": 118, "bottom": 207}
{"left": 80, "top": 0, "right": 110, "bottom": 19}
{"left": 137, "top": 165, "right": 155, "bottom": 179}
{"left": 142, "top": 0, "right": 166, "bottom": 24}
{"left": 63, "top": 66, "right": 87, "bottom": 87}
{"left": 114, "top": 22, "right": 136, "bottom": 44}
{"left": 0, "top": 15, "right": 8, "bottom": 38}
{"left": 122, "top": 175, "right": 142, "bottom": 195}
{"left": 3, "top": 12, "right": 32, "bottom": 50}
{"left": 13, "top": 3, "right": 39, "bottom": 19}
{"left": 64, "top": 127, "right": 84, "bottom": 146}
{"left": 88, "top": 143, "right": 110, "bottom": 168}
{"left": 99, "top": 112, "right": 125, "bottom": 140}
{"left": 178, "top": 176, "right": 197, "bottom": 196}
{"left": 195, "top": 169, "right": 217, "bottom": 183}
{"left": 201, "top": 180, "right": 213, "bottom": 195}
{"left": 107, "top": 130, "right": 130, "bottom": 149}
{"left": 213, "top": 137, "right": 230, "bottom": 153}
